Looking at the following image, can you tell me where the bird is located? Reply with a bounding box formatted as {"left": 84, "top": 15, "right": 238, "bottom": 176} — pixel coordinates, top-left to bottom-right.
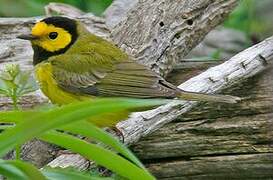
{"left": 17, "top": 16, "right": 240, "bottom": 128}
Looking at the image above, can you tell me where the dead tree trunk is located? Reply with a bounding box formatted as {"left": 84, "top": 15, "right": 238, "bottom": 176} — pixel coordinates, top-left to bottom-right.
{"left": 136, "top": 59, "right": 273, "bottom": 179}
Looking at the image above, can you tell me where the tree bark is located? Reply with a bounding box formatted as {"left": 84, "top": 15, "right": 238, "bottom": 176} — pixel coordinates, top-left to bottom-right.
{"left": 47, "top": 36, "right": 273, "bottom": 172}
{"left": 147, "top": 154, "right": 273, "bottom": 179}
{"left": 140, "top": 63, "right": 273, "bottom": 179}
{"left": 111, "top": 0, "right": 238, "bottom": 76}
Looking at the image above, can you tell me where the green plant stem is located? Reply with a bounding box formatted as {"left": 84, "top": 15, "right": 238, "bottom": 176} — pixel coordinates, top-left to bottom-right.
{"left": 11, "top": 92, "right": 20, "bottom": 160}
{"left": 15, "top": 145, "right": 21, "bottom": 160}
{"left": 11, "top": 91, "right": 19, "bottom": 110}
{"left": 12, "top": 97, "right": 19, "bottom": 110}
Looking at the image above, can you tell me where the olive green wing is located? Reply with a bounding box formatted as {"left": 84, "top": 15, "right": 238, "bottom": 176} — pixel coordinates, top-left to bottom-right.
{"left": 50, "top": 54, "right": 177, "bottom": 98}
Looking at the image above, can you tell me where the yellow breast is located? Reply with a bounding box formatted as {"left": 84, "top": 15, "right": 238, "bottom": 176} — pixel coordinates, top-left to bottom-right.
{"left": 34, "top": 62, "right": 127, "bottom": 127}
{"left": 35, "top": 62, "right": 89, "bottom": 105}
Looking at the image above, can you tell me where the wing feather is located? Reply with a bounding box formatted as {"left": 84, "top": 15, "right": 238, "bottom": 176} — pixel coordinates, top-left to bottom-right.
{"left": 50, "top": 53, "right": 177, "bottom": 98}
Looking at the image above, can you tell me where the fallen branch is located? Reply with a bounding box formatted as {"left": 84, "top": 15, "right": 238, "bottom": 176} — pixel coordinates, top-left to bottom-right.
{"left": 123, "top": 35, "right": 273, "bottom": 143}
{"left": 48, "top": 36, "right": 273, "bottom": 169}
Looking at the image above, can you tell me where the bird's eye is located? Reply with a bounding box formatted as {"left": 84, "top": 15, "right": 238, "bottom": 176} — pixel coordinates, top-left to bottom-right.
{"left": 48, "top": 32, "right": 58, "bottom": 40}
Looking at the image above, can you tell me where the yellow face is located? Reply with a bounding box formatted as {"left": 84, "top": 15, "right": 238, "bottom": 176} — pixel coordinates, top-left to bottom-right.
{"left": 31, "top": 22, "right": 72, "bottom": 52}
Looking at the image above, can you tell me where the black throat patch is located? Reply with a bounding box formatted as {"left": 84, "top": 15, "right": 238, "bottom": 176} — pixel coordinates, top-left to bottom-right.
{"left": 32, "top": 44, "right": 71, "bottom": 65}
{"left": 33, "top": 16, "right": 78, "bottom": 66}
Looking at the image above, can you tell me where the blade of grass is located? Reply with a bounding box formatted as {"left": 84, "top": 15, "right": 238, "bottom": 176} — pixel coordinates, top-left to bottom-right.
{"left": 40, "top": 131, "right": 155, "bottom": 180}
{"left": 42, "top": 167, "right": 113, "bottom": 180}
{"left": 61, "top": 121, "right": 145, "bottom": 168}
{"left": 0, "top": 111, "right": 41, "bottom": 123}
{"left": 0, "top": 160, "right": 27, "bottom": 180}
{"left": 0, "top": 160, "right": 46, "bottom": 180}
{"left": 0, "top": 98, "right": 167, "bottom": 157}
{"left": 7, "top": 160, "right": 46, "bottom": 180}
{"left": 0, "top": 112, "right": 146, "bottom": 172}
{"left": 0, "top": 106, "right": 146, "bottom": 170}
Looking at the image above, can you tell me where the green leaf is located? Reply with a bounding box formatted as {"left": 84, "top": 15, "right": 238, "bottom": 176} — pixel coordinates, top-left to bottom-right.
{"left": 40, "top": 131, "right": 155, "bottom": 180}
{"left": 0, "top": 98, "right": 164, "bottom": 179}
{"left": 0, "top": 110, "right": 41, "bottom": 123}
{"left": 0, "top": 64, "right": 38, "bottom": 109}
{"left": 61, "top": 121, "right": 145, "bottom": 169}
{"left": 42, "top": 167, "right": 113, "bottom": 180}
{"left": 0, "top": 79, "right": 9, "bottom": 95}
{"left": 0, "top": 160, "right": 46, "bottom": 180}
{"left": 0, "top": 160, "right": 26, "bottom": 180}
{"left": 0, "top": 98, "right": 167, "bottom": 156}
{"left": 15, "top": 72, "right": 39, "bottom": 97}
{"left": 0, "top": 64, "right": 19, "bottom": 81}
{"left": 0, "top": 79, "right": 14, "bottom": 96}
{"left": 7, "top": 160, "right": 46, "bottom": 180}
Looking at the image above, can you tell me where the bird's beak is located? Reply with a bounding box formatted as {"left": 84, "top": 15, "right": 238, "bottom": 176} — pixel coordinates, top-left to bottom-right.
{"left": 17, "top": 34, "right": 38, "bottom": 40}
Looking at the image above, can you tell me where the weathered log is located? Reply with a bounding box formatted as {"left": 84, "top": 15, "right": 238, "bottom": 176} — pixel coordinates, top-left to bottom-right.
{"left": 105, "top": 0, "right": 246, "bottom": 64}
{"left": 138, "top": 63, "right": 273, "bottom": 179}
{"left": 104, "top": 0, "right": 137, "bottom": 29}
{"left": 147, "top": 154, "right": 273, "bottom": 179}
{"left": 136, "top": 85, "right": 272, "bottom": 160}
{"left": 48, "top": 36, "right": 273, "bottom": 171}
{"left": 121, "top": 35, "right": 273, "bottom": 144}
{"left": 111, "top": 0, "right": 238, "bottom": 76}
{"left": 45, "top": 2, "right": 85, "bottom": 17}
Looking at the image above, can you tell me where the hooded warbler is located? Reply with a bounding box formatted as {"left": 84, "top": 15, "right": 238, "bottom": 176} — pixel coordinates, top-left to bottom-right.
{"left": 17, "top": 16, "right": 239, "bottom": 127}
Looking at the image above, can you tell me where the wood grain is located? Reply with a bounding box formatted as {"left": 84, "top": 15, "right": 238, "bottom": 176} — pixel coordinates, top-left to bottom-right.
{"left": 133, "top": 64, "right": 273, "bottom": 179}
{"left": 111, "top": 0, "right": 238, "bottom": 76}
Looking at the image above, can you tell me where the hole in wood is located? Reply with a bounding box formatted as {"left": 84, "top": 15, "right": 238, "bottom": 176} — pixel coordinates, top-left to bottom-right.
{"left": 258, "top": 54, "right": 268, "bottom": 66}
{"left": 174, "top": 33, "right": 181, "bottom": 39}
{"left": 187, "top": 19, "right": 193, "bottom": 26}
{"left": 159, "top": 21, "right": 164, "bottom": 27}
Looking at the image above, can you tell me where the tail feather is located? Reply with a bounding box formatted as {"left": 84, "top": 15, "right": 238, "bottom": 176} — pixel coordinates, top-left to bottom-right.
{"left": 178, "top": 91, "right": 241, "bottom": 104}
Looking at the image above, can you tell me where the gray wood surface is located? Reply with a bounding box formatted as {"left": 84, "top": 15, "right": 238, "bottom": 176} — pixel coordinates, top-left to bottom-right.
{"left": 135, "top": 63, "right": 273, "bottom": 179}
{"left": 111, "top": 0, "right": 238, "bottom": 76}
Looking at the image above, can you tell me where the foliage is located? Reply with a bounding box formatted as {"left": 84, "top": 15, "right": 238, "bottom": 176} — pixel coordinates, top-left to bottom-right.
{"left": 0, "top": 97, "right": 167, "bottom": 179}
{"left": 0, "top": 0, "right": 113, "bottom": 17}
{"left": 224, "top": 0, "right": 266, "bottom": 36}
{"left": 0, "top": 64, "right": 38, "bottom": 109}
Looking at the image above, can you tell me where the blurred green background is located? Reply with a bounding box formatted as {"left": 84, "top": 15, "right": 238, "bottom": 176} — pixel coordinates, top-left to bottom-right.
{"left": 0, "top": 0, "right": 112, "bottom": 16}
{"left": 0, "top": 0, "right": 271, "bottom": 39}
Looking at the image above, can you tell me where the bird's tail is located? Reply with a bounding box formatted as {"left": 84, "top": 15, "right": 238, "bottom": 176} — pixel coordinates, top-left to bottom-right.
{"left": 178, "top": 90, "right": 241, "bottom": 104}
